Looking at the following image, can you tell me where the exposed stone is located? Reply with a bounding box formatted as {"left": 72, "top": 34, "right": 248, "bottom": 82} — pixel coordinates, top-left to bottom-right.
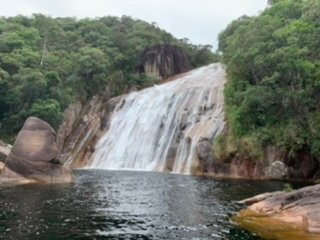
{"left": 233, "top": 184, "right": 320, "bottom": 240}
{"left": 142, "top": 44, "right": 191, "bottom": 80}
{"left": 56, "top": 101, "right": 83, "bottom": 156}
{"left": 58, "top": 97, "right": 102, "bottom": 167}
{"left": 265, "top": 160, "right": 288, "bottom": 179}
{"left": 1, "top": 117, "right": 73, "bottom": 184}
{"left": 58, "top": 93, "right": 120, "bottom": 168}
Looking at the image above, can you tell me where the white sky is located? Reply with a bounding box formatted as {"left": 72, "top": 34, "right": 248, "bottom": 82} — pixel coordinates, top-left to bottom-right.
{"left": 0, "top": 0, "right": 268, "bottom": 49}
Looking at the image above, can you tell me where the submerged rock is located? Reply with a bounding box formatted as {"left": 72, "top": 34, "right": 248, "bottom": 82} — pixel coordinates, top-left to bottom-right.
{"left": 1, "top": 117, "right": 73, "bottom": 184}
{"left": 233, "top": 184, "right": 320, "bottom": 240}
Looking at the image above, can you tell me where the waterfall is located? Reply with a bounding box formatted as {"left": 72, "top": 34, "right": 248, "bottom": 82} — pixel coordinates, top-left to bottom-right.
{"left": 88, "top": 63, "right": 226, "bottom": 174}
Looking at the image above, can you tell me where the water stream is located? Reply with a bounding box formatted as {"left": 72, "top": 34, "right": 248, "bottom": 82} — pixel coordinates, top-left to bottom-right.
{"left": 89, "top": 64, "right": 226, "bottom": 174}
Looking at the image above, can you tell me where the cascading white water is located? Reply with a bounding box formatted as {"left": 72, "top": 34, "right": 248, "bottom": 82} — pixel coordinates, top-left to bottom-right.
{"left": 89, "top": 63, "right": 226, "bottom": 174}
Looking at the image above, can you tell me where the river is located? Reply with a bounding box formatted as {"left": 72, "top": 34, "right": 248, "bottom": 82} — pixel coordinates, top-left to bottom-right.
{"left": 0, "top": 170, "right": 302, "bottom": 240}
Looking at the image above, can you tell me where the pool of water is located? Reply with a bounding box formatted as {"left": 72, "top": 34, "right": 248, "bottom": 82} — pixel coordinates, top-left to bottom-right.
{"left": 0, "top": 170, "right": 303, "bottom": 240}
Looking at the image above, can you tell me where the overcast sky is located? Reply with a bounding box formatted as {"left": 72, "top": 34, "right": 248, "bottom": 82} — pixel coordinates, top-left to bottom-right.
{"left": 0, "top": 0, "right": 268, "bottom": 49}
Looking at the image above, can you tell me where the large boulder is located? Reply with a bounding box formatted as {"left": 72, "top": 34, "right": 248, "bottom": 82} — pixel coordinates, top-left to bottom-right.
{"left": 233, "top": 184, "right": 320, "bottom": 240}
{"left": 142, "top": 44, "right": 191, "bottom": 80}
{"left": 1, "top": 117, "right": 73, "bottom": 184}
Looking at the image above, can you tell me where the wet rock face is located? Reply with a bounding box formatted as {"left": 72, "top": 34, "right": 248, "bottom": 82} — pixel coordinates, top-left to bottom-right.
{"left": 2, "top": 117, "right": 73, "bottom": 183}
{"left": 142, "top": 44, "right": 191, "bottom": 80}
{"left": 58, "top": 94, "right": 120, "bottom": 168}
{"left": 234, "top": 184, "right": 320, "bottom": 240}
{"left": 196, "top": 138, "right": 214, "bottom": 172}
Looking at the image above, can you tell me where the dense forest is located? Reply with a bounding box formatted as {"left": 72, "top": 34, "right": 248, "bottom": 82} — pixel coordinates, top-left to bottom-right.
{"left": 0, "top": 15, "right": 218, "bottom": 141}
{"left": 216, "top": 0, "right": 320, "bottom": 162}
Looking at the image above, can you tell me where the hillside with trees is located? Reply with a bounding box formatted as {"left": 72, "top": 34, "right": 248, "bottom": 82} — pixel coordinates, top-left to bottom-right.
{"left": 0, "top": 15, "right": 218, "bottom": 142}
{"left": 216, "top": 0, "right": 320, "bottom": 167}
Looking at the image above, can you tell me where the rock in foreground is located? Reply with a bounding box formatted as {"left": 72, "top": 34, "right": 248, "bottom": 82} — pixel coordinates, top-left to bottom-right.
{"left": 1, "top": 117, "right": 73, "bottom": 184}
{"left": 233, "top": 184, "right": 320, "bottom": 240}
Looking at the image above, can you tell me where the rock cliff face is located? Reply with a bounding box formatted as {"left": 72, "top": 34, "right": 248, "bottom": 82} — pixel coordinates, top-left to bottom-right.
{"left": 233, "top": 184, "right": 320, "bottom": 240}
{"left": 1, "top": 117, "right": 73, "bottom": 184}
{"left": 142, "top": 44, "right": 191, "bottom": 80}
{"left": 57, "top": 89, "right": 120, "bottom": 168}
{"left": 206, "top": 145, "right": 289, "bottom": 180}
{"left": 208, "top": 144, "right": 320, "bottom": 181}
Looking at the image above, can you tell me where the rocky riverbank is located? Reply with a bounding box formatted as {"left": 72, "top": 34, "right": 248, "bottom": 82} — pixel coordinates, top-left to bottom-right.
{"left": 233, "top": 184, "right": 320, "bottom": 240}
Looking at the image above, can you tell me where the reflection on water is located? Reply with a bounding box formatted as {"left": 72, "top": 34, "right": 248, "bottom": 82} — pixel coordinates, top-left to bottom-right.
{"left": 0, "top": 170, "right": 298, "bottom": 239}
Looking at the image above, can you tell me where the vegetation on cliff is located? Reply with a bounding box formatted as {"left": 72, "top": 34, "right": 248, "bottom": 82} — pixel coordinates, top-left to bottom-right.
{"left": 0, "top": 15, "right": 218, "bottom": 141}
{"left": 216, "top": 0, "right": 320, "bottom": 163}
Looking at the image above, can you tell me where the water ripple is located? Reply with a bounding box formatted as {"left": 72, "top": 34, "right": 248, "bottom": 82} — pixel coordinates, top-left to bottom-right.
{"left": 0, "top": 170, "right": 298, "bottom": 240}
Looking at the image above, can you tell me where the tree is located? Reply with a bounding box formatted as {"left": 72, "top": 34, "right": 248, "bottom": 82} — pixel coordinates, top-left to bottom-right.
{"left": 75, "top": 47, "right": 110, "bottom": 97}
{"left": 29, "top": 99, "right": 62, "bottom": 129}
{"left": 0, "top": 14, "right": 215, "bottom": 140}
{"left": 218, "top": 0, "right": 320, "bottom": 161}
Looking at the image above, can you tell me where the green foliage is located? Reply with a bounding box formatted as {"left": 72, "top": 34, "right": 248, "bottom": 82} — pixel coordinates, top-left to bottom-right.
{"left": 0, "top": 14, "right": 216, "bottom": 141}
{"left": 74, "top": 47, "right": 110, "bottom": 97}
{"left": 283, "top": 183, "right": 293, "bottom": 192}
{"left": 218, "top": 0, "right": 320, "bottom": 161}
{"left": 29, "top": 99, "right": 62, "bottom": 129}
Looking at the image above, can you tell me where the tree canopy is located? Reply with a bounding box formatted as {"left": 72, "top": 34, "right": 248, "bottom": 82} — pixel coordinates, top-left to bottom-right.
{"left": 0, "top": 15, "right": 218, "bottom": 141}
{"left": 218, "top": 0, "right": 320, "bottom": 160}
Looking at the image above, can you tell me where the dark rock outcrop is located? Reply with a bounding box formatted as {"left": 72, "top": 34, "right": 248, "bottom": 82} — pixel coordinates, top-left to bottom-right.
{"left": 233, "top": 184, "right": 320, "bottom": 240}
{"left": 1, "top": 117, "right": 73, "bottom": 184}
{"left": 142, "top": 44, "right": 191, "bottom": 80}
{"left": 196, "top": 138, "right": 215, "bottom": 172}
{"left": 287, "top": 152, "right": 320, "bottom": 180}
{"left": 205, "top": 142, "right": 319, "bottom": 181}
